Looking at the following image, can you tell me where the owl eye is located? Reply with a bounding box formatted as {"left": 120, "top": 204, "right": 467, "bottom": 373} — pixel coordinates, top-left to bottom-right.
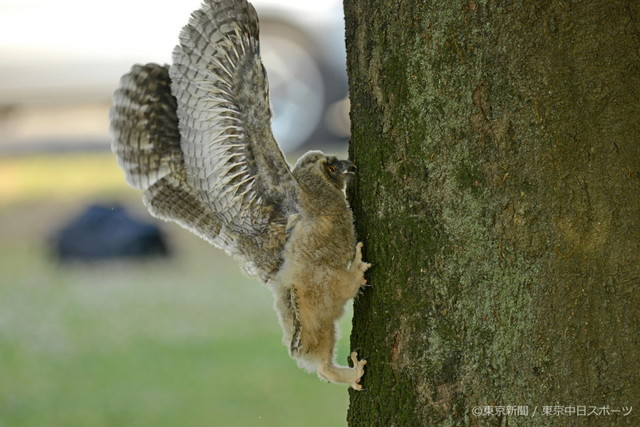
{"left": 326, "top": 164, "right": 337, "bottom": 174}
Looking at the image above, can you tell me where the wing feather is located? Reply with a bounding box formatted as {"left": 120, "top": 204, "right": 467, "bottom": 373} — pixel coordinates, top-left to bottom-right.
{"left": 110, "top": 64, "right": 225, "bottom": 246}
{"left": 170, "top": 0, "right": 298, "bottom": 229}
{"left": 110, "top": 24, "right": 294, "bottom": 282}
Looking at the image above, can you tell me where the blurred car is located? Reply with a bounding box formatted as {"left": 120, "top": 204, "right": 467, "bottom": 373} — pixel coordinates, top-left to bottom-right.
{"left": 0, "top": 0, "right": 349, "bottom": 153}
{"left": 253, "top": 0, "right": 350, "bottom": 151}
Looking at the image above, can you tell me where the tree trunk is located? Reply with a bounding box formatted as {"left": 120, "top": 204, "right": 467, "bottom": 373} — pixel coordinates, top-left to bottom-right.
{"left": 344, "top": 0, "right": 639, "bottom": 425}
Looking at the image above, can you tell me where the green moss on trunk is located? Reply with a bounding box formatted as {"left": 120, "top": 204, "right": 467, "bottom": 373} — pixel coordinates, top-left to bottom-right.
{"left": 345, "top": 0, "right": 640, "bottom": 425}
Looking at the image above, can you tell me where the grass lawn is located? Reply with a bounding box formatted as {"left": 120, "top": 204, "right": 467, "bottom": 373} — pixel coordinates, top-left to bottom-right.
{"left": 0, "top": 153, "right": 351, "bottom": 427}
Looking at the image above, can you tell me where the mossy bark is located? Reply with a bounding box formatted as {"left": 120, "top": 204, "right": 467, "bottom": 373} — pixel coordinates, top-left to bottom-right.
{"left": 344, "top": 1, "right": 640, "bottom": 425}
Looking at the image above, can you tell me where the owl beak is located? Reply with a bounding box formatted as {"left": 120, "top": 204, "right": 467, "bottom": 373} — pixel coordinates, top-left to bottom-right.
{"left": 338, "top": 160, "right": 357, "bottom": 179}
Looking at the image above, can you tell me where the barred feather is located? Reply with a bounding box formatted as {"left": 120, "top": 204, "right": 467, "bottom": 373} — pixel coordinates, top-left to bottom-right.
{"left": 109, "top": 0, "right": 299, "bottom": 282}
{"left": 110, "top": 0, "right": 368, "bottom": 388}
{"left": 170, "top": 0, "right": 297, "bottom": 230}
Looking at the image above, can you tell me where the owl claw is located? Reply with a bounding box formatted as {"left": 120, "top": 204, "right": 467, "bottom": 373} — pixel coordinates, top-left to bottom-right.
{"left": 351, "top": 242, "right": 372, "bottom": 288}
{"left": 349, "top": 351, "right": 367, "bottom": 391}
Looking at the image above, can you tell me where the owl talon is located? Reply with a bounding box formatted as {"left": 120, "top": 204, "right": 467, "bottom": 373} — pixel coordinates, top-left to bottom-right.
{"left": 360, "top": 262, "right": 372, "bottom": 272}
{"left": 349, "top": 351, "right": 367, "bottom": 391}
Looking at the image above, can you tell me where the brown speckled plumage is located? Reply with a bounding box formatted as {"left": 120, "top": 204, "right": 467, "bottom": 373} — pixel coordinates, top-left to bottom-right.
{"left": 109, "top": 0, "right": 370, "bottom": 389}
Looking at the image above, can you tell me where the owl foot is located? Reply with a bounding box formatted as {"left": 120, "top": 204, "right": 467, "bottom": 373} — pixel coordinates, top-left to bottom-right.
{"left": 349, "top": 351, "right": 367, "bottom": 391}
{"left": 316, "top": 351, "right": 367, "bottom": 390}
{"left": 352, "top": 242, "right": 372, "bottom": 288}
{"left": 352, "top": 242, "right": 372, "bottom": 272}
{"left": 342, "top": 243, "right": 372, "bottom": 298}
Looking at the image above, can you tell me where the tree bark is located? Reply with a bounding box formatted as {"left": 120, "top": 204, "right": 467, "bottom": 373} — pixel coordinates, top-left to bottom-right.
{"left": 344, "top": 0, "right": 640, "bottom": 425}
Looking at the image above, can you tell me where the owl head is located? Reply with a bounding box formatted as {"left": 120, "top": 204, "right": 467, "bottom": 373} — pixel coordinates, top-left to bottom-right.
{"left": 293, "top": 150, "right": 356, "bottom": 191}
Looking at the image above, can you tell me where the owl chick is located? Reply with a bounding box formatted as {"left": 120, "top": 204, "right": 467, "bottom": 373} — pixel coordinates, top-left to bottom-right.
{"left": 109, "top": 0, "right": 371, "bottom": 390}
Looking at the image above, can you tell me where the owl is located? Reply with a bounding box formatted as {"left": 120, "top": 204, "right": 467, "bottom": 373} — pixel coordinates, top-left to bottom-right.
{"left": 109, "top": 0, "right": 370, "bottom": 390}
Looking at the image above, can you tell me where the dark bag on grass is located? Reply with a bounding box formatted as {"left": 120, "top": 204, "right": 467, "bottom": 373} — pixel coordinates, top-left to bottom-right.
{"left": 52, "top": 204, "right": 169, "bottom": 261}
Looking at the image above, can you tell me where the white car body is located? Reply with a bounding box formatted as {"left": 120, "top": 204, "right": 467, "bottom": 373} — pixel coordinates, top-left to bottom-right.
{"left": 0, "top": 0, "right": 348, "bottom": 152}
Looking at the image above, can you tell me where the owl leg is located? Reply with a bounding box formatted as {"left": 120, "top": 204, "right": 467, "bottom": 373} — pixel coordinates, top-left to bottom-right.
{"left": 294, "top": 323, "right": 367, "bottom": 390}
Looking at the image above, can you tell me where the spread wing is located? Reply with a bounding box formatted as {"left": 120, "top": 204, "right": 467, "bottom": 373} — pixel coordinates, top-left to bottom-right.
{"left": 110, "top": 0, "right": 299, "bottom": 282}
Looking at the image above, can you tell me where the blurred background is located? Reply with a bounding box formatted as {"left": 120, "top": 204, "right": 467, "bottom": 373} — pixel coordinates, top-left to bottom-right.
{"left": 0, "top": 0, "right": 352, "bottom": 425}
